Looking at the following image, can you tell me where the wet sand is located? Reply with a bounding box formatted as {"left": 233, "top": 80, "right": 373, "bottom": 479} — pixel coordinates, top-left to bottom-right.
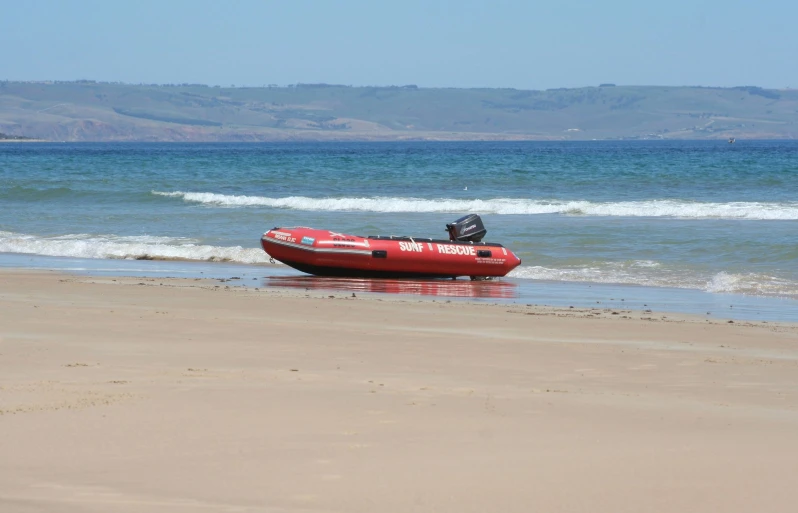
{"left": 3, "top": 253, "right": 796, "bottom": 323}
{"left": 2, "top": 269, "right": 798, "bottom": 512}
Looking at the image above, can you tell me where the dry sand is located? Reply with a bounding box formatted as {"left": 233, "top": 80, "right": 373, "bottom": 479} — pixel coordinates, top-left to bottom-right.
{"left": 2, "top": 269, "right": 798, "bottom": 513}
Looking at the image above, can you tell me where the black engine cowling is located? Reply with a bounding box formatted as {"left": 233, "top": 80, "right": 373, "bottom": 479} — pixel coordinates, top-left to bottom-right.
{"left": 446, "top": 214, "right": 487, "bottom": 243}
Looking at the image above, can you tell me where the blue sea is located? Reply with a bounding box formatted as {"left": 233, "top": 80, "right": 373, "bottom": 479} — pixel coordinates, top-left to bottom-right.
{"left": 2, "top": 141, "right": 797, "bottom": 320}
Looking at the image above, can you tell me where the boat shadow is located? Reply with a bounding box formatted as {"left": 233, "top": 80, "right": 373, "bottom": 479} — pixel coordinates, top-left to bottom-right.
{"left": 263, "top": 275, "right": 519, "bottom": 299}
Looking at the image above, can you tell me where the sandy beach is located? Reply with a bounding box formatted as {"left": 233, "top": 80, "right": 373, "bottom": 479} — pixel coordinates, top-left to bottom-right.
{"left": 2, "top": 268, "right": 798, "bottom": 512}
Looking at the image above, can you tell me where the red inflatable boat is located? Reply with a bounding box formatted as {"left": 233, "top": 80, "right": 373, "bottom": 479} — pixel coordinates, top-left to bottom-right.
{"left": 260, "top": 214, "right": 521, "bottom": 280}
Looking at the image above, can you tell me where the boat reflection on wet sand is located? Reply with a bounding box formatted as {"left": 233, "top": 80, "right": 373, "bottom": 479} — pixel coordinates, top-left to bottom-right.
{"left": 264, "top": 275, "right": 518, "bottom": 299}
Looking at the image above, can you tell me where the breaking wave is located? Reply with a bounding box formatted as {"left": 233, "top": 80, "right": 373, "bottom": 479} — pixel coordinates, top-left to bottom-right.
{"left": 510, "top": 264, "right": 798, "bottom": 298}
{"left": 0, "top": 231, "right": 274, "bottom": 264}
{"left": 153, "top": 191, "right": 798, "bottom": 220}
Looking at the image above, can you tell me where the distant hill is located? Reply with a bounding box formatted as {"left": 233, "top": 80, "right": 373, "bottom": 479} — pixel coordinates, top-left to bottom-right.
{"left": 1, "top": 81, "right": 796, "bottom": 141}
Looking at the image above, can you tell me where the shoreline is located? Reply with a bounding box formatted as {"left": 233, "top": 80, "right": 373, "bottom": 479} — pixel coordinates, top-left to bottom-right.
{"left": 54, "top": 270, "right": 798, "bottom": 330}
{"left": 2, "top": 252, "right": 796, "bottom": 323}
{"left": 2, "top": 268, "right": 798, "bottom": 512}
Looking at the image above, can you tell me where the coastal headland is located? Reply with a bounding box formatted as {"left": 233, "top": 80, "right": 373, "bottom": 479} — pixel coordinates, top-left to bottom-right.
{"left": 2, "top": 269, "right": 797, "bottom": 512}
{"left": 2, "top": 81, "right": 797, "bottom": 142}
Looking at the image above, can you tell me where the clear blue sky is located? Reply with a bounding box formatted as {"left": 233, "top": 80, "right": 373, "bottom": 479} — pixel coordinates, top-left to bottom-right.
{"left": 2, "top": 0, "right": 796, "bottom": 89}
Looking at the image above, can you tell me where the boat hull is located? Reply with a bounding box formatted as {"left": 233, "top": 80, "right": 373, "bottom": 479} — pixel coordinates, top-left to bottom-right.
{"left": 261, "top": 227, "right": 521, "bottom": 279}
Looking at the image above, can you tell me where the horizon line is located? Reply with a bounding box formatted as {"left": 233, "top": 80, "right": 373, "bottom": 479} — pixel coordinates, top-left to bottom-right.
{"left": 2, "top": 79, "right": 795, "bottom": 92}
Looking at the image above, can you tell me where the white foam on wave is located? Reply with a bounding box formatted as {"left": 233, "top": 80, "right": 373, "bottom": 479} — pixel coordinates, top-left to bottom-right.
{"left": 705, "top": 271, "right": 798, "bottom": 297}
{"left": 153, "top": 191, "right": 798, "bottom": 220}
{"left": 0, "top": 231, "right": 274, "bottom": 264}
{"left": 510, "top": 263, "right": 798, "bottom": 298}
{"left": 510, "top": 262, "right": 683, "bottom": 289}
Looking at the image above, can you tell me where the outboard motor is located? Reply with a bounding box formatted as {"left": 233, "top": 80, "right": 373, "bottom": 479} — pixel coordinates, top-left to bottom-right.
{"left": 446, "top": 214, "right": 487, "bottom": 243}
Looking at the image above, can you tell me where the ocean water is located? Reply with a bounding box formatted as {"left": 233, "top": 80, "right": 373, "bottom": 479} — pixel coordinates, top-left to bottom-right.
{"left": 1, "top": 140, "right": 797, "bottom": 309}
